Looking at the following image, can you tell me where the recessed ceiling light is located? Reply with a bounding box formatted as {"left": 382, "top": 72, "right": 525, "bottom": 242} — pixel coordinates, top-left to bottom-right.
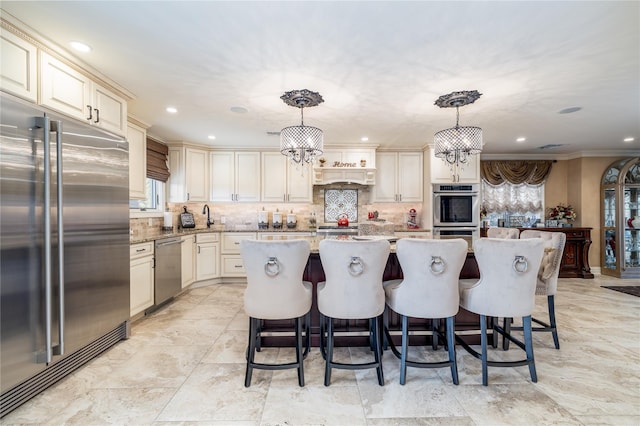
{"left": 361, "top": 137, "right": 369, "bottom": 142}
{"left": 623, "top": 137, "right": 635, "bottom": 143}
{"left": 69, "top": 41, "right": 91, "bottom": 52}
{"left": 558, "top": 107, "right": 582, "bottom": 114}
{"left": 166, "top": 107, "right": 177, "bottom": 114}
{"left": 208, "top": 135, "right": 216, "bottom": 140}
{"left": 230, "top": 106, "right": 248, "bottom": 114}
{"left": 516, "top": 137, "right": 526, "bottom": 143}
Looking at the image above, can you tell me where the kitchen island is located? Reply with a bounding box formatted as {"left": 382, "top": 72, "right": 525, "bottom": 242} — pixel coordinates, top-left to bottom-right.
{"left": 256, "top": 235, "right": 481, "bottom": 348}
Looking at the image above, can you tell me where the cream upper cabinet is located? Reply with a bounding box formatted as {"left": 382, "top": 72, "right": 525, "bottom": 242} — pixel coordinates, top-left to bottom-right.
{"left": 1, "top": 30, "right": 37, "bottom": 102}
{"left": 185, "top": 148, "right": 208, "bottom": 201}
{"left": 429, "top": 147, "right": 480, "bottom": 183}
{"left": 127, "top": 121, "right": 147, "bottom": 200}
{"left": 261, "top": 152, "right": 312, "bottom": 203}
{"left": 168, "top": 146, "right": 208, "bottom": 202}
{"left": 210, "top": 151, "right": 260, "bottom": 202}
{"left": 373, "top": 152, "right": 423, "bottom": 203}
{"left": 40, "top": 52, "right": 127, "bottom": 135}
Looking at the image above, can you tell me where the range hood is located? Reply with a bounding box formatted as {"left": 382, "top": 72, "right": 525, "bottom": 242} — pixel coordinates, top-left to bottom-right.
{"left": 313, "top": 167, "right": 376, "bottom": 185}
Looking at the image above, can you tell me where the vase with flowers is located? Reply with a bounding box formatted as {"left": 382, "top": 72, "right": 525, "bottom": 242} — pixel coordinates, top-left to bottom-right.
{"left": 547, "top": 204, "right": 577, "bottom": 226}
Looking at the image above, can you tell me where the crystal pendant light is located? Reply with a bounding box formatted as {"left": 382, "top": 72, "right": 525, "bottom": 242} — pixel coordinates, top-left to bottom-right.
{"left": 280, "top": 89, "right": 324, "bottom": 167}
{"left": 434, "top": 90, "right": 483, "bottom": 182}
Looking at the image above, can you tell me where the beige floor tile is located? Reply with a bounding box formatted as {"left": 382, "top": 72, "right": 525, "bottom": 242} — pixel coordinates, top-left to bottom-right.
{"left": 2, "top": 276, "right": 639, "bottom": 425}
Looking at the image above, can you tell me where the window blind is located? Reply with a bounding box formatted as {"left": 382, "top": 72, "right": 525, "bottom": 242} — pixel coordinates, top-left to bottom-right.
{"left": 146, "top": 138, "right": 170, "bottom": 182}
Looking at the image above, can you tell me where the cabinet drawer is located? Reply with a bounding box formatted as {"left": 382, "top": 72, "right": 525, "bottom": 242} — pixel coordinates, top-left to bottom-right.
{"left": 221, "top": 232, "right": 257, "bottom": 254}
{"left": 130, "top": 242, "right": 154, "bottom": 259}
{"left": 565, "top": 230, "right": 585, "bottom": 239}
{"left": 221, "top": 255, "right": 246, "bottom": 277}
{"left": 196, "top": 233, "right": 219, "bottom": 243}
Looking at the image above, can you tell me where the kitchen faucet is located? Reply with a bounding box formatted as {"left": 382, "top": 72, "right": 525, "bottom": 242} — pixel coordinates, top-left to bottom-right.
{"left": 202, "top": 204, "right": 213, "bottom": 228}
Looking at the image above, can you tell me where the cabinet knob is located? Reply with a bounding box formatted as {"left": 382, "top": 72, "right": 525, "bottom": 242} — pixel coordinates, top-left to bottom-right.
{"left": 86, "top": 105, "right": 92, "bottom": 121}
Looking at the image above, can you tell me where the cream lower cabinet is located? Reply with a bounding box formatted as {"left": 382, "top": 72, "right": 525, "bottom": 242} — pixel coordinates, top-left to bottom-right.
{"left": 221, "top": 232, "right": 257, "bottom": 277}
{"left": 196, "top": 233, "right": 220, "bottom": 281}
{"left": 181, "top": 235, "right": 196, "bottom": 288}
{"left": 130, "top": 242, "right": 154, "bottom": 317}
{"left": 374, "top": 152, "right": 423, "bottom": 202}
{"left": 40, "top": 52, "right": 127, "bottom": 136}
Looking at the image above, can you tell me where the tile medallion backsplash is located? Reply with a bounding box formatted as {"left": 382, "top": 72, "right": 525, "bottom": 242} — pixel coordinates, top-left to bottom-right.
{"left": 324, "top": 189, "right": 358, "bottom": 223}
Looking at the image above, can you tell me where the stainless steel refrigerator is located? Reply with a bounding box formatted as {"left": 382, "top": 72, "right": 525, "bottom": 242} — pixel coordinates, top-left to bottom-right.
{"left": 0, "top": 93, "right": 130, "bottom": 416}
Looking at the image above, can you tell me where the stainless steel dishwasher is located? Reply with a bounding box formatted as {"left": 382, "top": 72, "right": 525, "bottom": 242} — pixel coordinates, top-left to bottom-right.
{"left": 153, "top": 238, "right": 183, "bottom": 306}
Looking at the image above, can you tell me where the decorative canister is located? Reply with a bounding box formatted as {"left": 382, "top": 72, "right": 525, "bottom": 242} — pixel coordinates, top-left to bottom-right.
{"left": 258, "top": 209, "right": 268, "bottom": 229}
{"left": 287, "top": 213, "right": 297, "bottom": 229}
{"left": 272, "top": 211, "right": 282, "bottom": 228}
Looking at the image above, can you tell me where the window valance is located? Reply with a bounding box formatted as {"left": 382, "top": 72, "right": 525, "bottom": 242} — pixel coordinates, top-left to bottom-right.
{"left": 481, "top": 160, "right": 552, "bottom": 185}
{"left": 146, "top": 138, "right": 170, "bottom": 182}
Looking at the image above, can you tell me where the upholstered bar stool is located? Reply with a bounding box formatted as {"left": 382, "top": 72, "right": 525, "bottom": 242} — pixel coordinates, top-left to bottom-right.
{"left": 458, "top": 237, "right": 545, "bottom": 385}
{"left": 384, "top": 238, "right": 468, "bottom": 385}
{"left": 506, "top": 230, "right": 567, "bottom": 349}
{"left": 318, "top": 239, "right": 390, "bottom": 386}
{"left": 240, "top": 239, "right": 312, "bottom": 387}
{"left": 487, "top": 227, "right": 520, "bottom": 239}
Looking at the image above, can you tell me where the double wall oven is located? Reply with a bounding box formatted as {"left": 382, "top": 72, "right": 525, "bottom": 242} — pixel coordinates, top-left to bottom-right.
{"left": 433, "top": 184, "right": 480, "bottom": 243}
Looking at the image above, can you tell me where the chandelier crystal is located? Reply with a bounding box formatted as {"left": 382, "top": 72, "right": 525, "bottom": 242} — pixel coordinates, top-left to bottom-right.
{"left": 434, "top": 90, "right": 483, "bottom": 182}
{"left": 280, "top": 89, "right": 324, "bottom": 166}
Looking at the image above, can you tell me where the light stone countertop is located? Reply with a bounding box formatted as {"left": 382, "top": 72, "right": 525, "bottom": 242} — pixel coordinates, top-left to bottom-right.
{"left": 130, "top": 224, "right": 429, "bottom": 245}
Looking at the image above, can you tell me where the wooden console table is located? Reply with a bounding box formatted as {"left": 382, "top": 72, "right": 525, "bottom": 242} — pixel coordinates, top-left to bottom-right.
{"left": 517, "top": 227, "right": 594, "bottom": 279}
{"left": 480, "top": 227, "right": 594, "bottom": 279}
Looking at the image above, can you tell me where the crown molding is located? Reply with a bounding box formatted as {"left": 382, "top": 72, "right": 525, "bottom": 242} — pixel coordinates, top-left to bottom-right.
{"left": 1, "top": 10, "right": 135, "bottom": 100}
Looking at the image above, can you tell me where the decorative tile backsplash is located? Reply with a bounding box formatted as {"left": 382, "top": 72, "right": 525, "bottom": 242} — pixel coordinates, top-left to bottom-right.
{"left": 324, "top": 189, "right": 358, "bottom": 223}
{"left": 131, "top": 183, "right": 425, "bottom": 234}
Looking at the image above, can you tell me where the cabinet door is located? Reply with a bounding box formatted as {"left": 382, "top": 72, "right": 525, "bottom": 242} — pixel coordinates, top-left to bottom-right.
{"left": 261, "top": 152, "right": 287, "bottom": 202}
{"left": 286, "top": 162, "right": 313, "bottom": 203}
{"left": 397, "top": 152, "right": 423, "bottom": 202}
{"left": 1, "top": 30, "right": 37, "bottom": 102}
{"left": 93, "top": 82, "right": 127, "bottom": 135}
{"left": 185, "top": 148, "right": 208, "bottom": 201}
{"left": 430, "top": 148, "right": 480, "bottom": 183}
{"left": 127, "top": 122, "right": 147, "bottom": 199}
{"left": 210, "top": 151, "right": 235, "bottom": 202}
{"left": 40, "top": 52, "right": 92, "bottom": 122}
{"left": 168, "top": 148, "right": 185, "bottom": 202}
{"left": 196, "top": 242, "right": 219, "bottom": 281}
{"left": 181, "top": 235, "right": 195, "bottom": 288}
{"left": 130, "top": 255, "right": 154, "bottom": 316}
{"left": 373, "top": 152, "right": 398, "bottom": 202}
{"left": 235, "top": 152, "right": 261, "bottom": 202}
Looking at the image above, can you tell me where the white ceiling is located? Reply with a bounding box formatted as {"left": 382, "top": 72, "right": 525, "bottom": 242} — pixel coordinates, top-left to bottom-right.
{"left": 2, "top": 1, "right": 639, "bottom": 157}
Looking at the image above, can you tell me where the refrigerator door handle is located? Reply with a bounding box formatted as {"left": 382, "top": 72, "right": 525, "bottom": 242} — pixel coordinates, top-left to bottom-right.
{"left": 35, "top": 116, "right": 54, "bottom": 363}
{"left": 51, "top": 120, "right": 65, "bottom": 356}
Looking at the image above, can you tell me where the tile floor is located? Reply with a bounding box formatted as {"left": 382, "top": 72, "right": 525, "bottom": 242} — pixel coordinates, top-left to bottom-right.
{"left": 2, "top": 275, "right": 639, "bottom": 425}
